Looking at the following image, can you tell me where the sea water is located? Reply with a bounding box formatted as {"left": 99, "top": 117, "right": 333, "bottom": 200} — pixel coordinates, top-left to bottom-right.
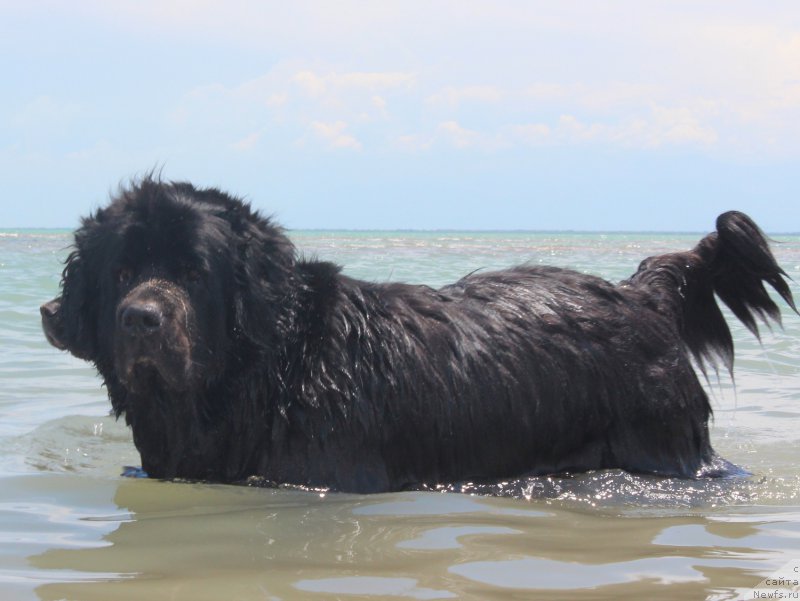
{"left": 1, "top": 229, "right": 799, "bottom": 600}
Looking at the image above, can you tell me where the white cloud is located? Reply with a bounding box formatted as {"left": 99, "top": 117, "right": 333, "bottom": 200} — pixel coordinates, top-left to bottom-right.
{"left": 46, "top": 3, "right": 800, "bottom": 159}
{"left": 335, "top": 71, "right": 417, "bottom": 89}
{"left": 308, "top": 121, "right": 362, "bottom": 150}
{"left": 293, "top": 71, "right": 328, "bottom": 97}
{"left": 647, "top": 106, "right": 718, "bottom": 147}
{"left": 266, "top": 93, "right": 288, "bottom": 108}
{"left": 396, "top": 121, "right": 510, "bottom": 152}
{"left": 577, "top": 84, "right": 658, "bottom": 113}
{"left": 395, "top": 133, "right": 432, "bottom": 152}
{"left": 293, "top": 70, "right": 416, "bottom": 98}
{"left": 427, "top": 85, "right": 504, "bottom": 107}
{"left": 554, "top": 109, "right": 718, "bottom": 149}
{"left": 230, "top": 132, "right": 261, "bottom": 152}
{"left": 510, "top": 123, "right": 551, "bottom": 145}
{"left": 556, "top": 115, "right": 609, "bottom": 143}
{"left": 395, "top": 105, "right": 717, "bottom": 153}
{"left": 523, "top": 83, "right": 569, "bottom": 102}
{"left": 437, "top": 121, "right": 479, "bottom": 148}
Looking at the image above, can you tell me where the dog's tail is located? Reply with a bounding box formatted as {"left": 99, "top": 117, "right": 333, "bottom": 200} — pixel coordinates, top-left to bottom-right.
{"left": 626, "top": 211, "right": 797, "bottom": 374}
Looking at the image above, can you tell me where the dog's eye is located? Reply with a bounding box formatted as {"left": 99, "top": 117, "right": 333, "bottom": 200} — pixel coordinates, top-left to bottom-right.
{"left": 117, "top": 268, "right": 133, "bottom": 285}
{"left": 184, "top": 269, "right": 202, "bottom": 284}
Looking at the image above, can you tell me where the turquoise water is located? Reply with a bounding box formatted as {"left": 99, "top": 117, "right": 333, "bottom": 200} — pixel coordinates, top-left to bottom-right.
{"left": 1, "top": 229, "right": 799, "bottom": 600}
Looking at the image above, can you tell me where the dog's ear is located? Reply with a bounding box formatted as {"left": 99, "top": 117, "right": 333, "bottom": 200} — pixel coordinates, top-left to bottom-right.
{"left": 227, "top": 206, "right": 298, "bottom": 351}
{"left": 52, "top": 219, "right": 104, "bottom": 360}
{"left": 55, "top": 248, "right": 97, "bottom": 359}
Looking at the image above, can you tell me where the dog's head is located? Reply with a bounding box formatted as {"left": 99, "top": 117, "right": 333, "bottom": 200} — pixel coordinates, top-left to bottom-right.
{"left": 41, "top": 178, "right": 297, "bottom": 411}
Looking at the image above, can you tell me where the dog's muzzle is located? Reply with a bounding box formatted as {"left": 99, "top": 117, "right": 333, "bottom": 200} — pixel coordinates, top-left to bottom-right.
{"left": 115, "top": 280, "right": 194, "bottom": 392}
{"left": 40, "top": 298, "right": 66, "bottom": 350}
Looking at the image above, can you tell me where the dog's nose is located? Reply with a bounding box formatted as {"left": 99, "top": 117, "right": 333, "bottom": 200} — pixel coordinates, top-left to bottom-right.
{"left": 120, "top": 302, "right": 164, "bottom": 335}
{"left": 40, "top": 299, "right": 61, "bottom": 320}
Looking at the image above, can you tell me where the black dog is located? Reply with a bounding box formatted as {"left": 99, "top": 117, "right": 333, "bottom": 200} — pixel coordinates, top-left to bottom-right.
{"left": 41, "top": 178, "right": 796, "bottom": 492}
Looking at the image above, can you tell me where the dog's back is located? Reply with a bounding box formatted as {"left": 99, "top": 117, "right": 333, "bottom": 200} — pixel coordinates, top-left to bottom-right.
{"left": 327, "top": 212, "right": 797, "bottom": 489}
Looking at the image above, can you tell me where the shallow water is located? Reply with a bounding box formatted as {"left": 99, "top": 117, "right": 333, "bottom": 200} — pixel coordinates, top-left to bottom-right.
{"left": 1, "top": 229, "right": 799, "bottom": 600}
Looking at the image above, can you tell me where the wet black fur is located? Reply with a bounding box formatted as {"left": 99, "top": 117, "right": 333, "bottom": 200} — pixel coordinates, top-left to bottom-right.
{"left": 42, "top": 178, "right": 797, "bottom": 492}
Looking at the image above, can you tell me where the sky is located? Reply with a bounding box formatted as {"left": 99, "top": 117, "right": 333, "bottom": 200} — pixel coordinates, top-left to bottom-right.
{"left": 1, "top": 1, "right": 799, "bottom": 231}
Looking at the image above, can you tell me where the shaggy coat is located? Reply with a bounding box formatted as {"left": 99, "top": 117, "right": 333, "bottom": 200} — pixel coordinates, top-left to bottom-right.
{"left": 41, "top": 179, "right": 796, "bottom": 492}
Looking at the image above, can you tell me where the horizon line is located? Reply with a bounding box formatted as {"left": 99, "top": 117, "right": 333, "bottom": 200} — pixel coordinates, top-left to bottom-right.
{"left": 3, "top": 227, "right": 800, "bottom": 237}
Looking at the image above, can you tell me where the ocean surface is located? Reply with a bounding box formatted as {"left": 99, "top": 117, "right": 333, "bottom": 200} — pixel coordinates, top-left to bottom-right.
{"left": 1, "top": 228, "right": 799, "bottom": 600}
